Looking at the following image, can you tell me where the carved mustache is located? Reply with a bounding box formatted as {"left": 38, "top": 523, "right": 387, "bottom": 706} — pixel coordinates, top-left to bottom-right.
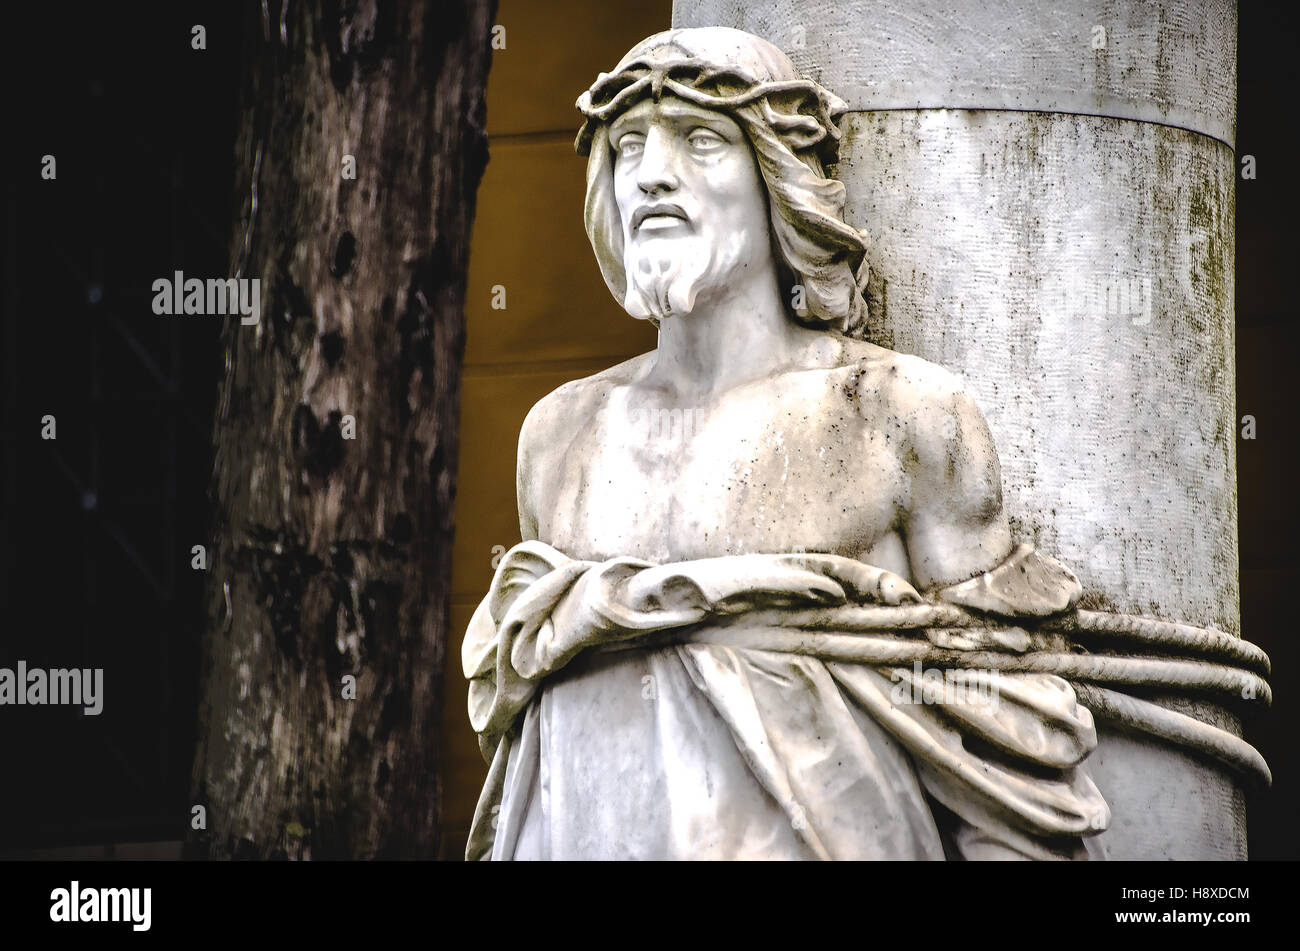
{"left": 632, "top": 202, "right": 689, "bottom": 231}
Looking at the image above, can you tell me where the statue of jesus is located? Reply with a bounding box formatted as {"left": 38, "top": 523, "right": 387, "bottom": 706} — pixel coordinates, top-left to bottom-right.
{"left": 462, "top": 27, "right": 1110, "bottom": 860}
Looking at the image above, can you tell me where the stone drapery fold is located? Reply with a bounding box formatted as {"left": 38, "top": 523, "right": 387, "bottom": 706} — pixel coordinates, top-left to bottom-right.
{"left": 463, "top": 541, "right": 1109, "bottom": 860}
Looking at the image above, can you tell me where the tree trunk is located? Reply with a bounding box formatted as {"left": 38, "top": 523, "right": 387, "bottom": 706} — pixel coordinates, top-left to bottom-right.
{"left": 188, "top": 0, "right": 494, "bottom": 860}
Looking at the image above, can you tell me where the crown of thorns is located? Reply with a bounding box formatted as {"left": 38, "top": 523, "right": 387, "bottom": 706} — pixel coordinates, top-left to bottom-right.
{"left": 575, "top": 59, "right": 848, "bottom": 163}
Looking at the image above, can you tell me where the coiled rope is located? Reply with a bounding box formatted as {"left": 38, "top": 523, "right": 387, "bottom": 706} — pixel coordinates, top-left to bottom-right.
{"left": 677, "top": 603, "right": 1273, "bottom": 785}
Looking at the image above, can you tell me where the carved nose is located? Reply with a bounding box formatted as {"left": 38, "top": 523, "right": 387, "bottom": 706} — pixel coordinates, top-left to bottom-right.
{"left": 636, "top": 127, "right": 680, "bottom": 195}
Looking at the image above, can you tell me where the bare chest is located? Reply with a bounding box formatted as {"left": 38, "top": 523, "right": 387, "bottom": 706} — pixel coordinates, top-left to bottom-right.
{"left": 540, "top": 372, "right": 908, "bottom": 563}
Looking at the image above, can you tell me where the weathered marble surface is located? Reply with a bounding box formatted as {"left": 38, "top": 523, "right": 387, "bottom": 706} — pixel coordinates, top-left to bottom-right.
{"left": 465, "top": 540, "right": 1111, "bottom": 860}
{"left": 463, "top": 18, "right": 1268, "bottom": 861}
{"left": 673, "top": 0, "right": 1237, "bottom": 147}
{"left": 838, "top": 110, "right": 1237, "bottom": 634}
{"left": 672, "top": 0, "right": 1256, "bottom": 861}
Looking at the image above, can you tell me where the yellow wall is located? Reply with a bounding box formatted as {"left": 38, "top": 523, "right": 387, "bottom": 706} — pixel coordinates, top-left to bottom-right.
{"left": 440, "top": 0, "right": 671, "bottom": 858}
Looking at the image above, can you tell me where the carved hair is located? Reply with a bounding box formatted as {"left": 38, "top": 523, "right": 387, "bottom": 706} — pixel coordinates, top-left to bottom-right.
{"left": 576, "top": 28, "right": 871, "bottom": 336}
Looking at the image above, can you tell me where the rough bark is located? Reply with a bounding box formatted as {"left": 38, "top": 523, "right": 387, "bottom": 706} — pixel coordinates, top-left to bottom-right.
{"left": 188, "top": 0, "right": 494, "bottom": 860}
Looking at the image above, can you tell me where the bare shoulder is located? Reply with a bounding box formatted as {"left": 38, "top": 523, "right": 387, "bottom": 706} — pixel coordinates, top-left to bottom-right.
{"left": 516, "top": 353, "right": 654, "bottom": 538}
{"left": 837, "top": 336, "right": 1000, "bottom": 485}
{"left": 518, "top": 352, "right": 653, "bottom": 461}
{"left": 836, "top": 336, "right": 969, "bottom": 409}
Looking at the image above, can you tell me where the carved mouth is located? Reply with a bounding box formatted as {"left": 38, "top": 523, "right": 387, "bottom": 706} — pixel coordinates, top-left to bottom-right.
{"left": 633, "top": 203, "right": 689, "bottom": 232}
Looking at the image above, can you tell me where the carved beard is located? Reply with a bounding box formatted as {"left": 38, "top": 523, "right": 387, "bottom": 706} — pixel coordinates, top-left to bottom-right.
{"left": 622, "top": 232, "right": 717, "bottom": 321}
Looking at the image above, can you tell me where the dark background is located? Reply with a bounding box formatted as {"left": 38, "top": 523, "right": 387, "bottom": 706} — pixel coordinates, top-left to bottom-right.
{"left": 1, "top": 2, "right": 239, "bottom": 853}
{"left": 1, "top": 1, "right": 1296, "bottom": 858}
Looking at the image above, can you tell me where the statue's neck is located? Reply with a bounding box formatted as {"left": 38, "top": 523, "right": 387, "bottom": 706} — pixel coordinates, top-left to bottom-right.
{"left": 646, "top": 264, "right": 802, "bottom": 398}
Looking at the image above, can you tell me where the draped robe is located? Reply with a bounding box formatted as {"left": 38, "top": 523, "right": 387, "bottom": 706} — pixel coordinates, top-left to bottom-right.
{"left": 463, "top": 541, "right": 1109, "bottom": 860}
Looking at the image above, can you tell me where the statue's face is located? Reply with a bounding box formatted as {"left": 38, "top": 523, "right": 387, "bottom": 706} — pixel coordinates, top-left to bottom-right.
{"left": 609, "top": 95, "right": 771, "bottom": 320}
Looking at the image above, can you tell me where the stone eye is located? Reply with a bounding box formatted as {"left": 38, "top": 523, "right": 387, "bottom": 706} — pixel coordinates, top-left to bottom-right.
{"left": 617, "top": 134, "right": 645, "bottom": 158}
{"left": 688, "top": 129, "right": 725, "bottom": 150}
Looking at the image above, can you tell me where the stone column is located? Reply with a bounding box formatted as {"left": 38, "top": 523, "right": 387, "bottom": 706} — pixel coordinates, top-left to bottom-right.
{"left": 673, "top": 0, "right": 1246, "bottom": 858}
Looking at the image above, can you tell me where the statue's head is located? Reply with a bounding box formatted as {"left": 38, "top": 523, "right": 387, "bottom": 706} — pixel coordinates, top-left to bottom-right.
{"left": 576, "top": 27, "right": 870, "bottom": 335}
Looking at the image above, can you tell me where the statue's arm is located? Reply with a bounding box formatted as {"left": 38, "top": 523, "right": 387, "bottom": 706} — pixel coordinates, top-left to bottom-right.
{"left": 516, "top": 396, "right": 548, "bottom": 543}
{"left": 515, "top": 379, "right": 588, "bottom": 544}
{"left": 898, "top": 368, "right": 1013, "bottom": 591}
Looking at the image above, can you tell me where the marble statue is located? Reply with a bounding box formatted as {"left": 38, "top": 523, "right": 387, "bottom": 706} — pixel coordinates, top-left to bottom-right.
{"left": 462, "top": 27, "right": 1271, "bottom": 860}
